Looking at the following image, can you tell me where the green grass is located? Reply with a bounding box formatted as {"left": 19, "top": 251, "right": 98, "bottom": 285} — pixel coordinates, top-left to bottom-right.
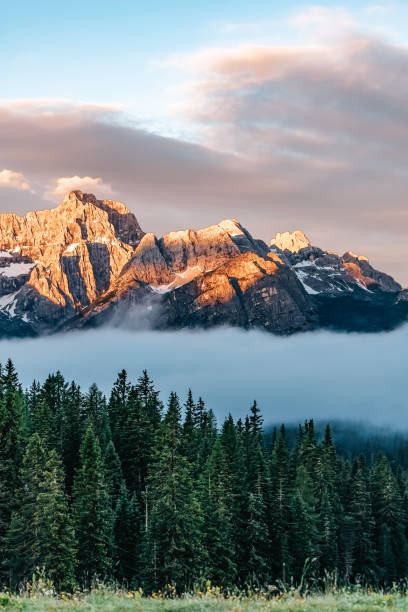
{"left": 3, "top": 589, "right": 408, "bottom": 611}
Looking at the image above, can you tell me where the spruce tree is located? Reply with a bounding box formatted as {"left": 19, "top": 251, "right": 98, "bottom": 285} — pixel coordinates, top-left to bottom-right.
{"left": 36, "top": 450, "right": 77, "bottom": 591}
{"left": 4, "top": 433, "right": 47, "bottom": 586}
{"left": 347, "top": 458, "right": 377, "bottom": 583}
{"left": 370, "top": 453, "right": 408, "bottom": 582}
{"left": 182, "top": 389, "right": 198, "bottom": 467}
{"left": 200, "top": 437, "right": 237, "bottom": 587}
{"left": 144, "top": 392, "right": 204, "bottom": 591}
{"left": 85, "top": 384, "right": 111, "bottom": 449}
{"left": 61, "top": 381, "right": 83, "bottom": 494}
{"left": 289, "top": 490, "right": 317, "bottom": 582}
{"left": 269, "top": 425, "right": 292, "bottom": 579}
{"left": 113, "top": 484, "right": 143, "bottom": 585}
{"left": 104, "top": 440, "right": 124, "bottom": 510}
{"left": 0, "top": 359, "right": 25, "bottom": 536}
{"left": 73, "top": 424, "right": 113, "bottom": 584}
{"left": 220, "top": 414, "right": 248, "bottom": 585}
{"left": 109, "top": 369, "right": 131, "bottom": 452}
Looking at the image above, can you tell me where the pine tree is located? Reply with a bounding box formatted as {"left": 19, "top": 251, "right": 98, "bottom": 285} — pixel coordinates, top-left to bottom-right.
{"left": 246, "top": 484, "right": 270, "bottom": 585}
{"left": 0, "top": 361, "right": 25, "bottom": 541}
{"left": 61, "top": 381, "right": 83, "bottom": 494}
{"left": 317, "top": 485, "right": 339, "bottom": 573}
{"left": 41, "top": 371, "right": 67, "bottom": 453}
{"left": 347, "top": 458, "right": 377, "bottom": 583}
{"left": 104, "top": 440, "right": 124, "bottom": 510}
{"left": 85, "top": 383, "right": 111, "bottom": 449}
{"left": 113, "top": 484, "right": 143, "bottom": 585}
{"left": 4, "top": 433, "right": 47, "bottom": 586}
{"left": 242, "top": 402, "right": 269, "bottom": 584}
{"left": 36, "top": 450, "right": 77, "bottom": 591}
{"left": 289, "top": 490, "right": 317, "bottom": 582}
{"left": 73, "top": 424, "right": 113, "bottom": 584}
{"left": 136, "top": 370, "right": 162, "bottom": 430}
{"left": 269, "top": 425, "right": 292, "bottom": 579}
{"left": 120, "top": 386, "right": 147, "bottom": 495}
{"left": 370, "top": 453, "right": 408, "bottom": 582}
{"left": 182, "top": 389, "right": 198, "bottom": 467}
{"left": 30, "top": 399, "right": 55, "bottom": 449}
{"left": 200, "top": 437, "right": 237, "bottom": 587}
{"left": 220, "top": 414, "right": 248, "bottom": 585}
{"left": 144, "top": 392, "right": 204, "bottom": 591}
{"left": 109, "top": 370, "right": 131, "bottom": 452}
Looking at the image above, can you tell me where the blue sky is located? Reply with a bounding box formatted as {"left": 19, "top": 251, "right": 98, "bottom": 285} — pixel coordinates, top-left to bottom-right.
{"left": 1, "top": 1, "right": 408, "bottom": 283}
{"left": 2, "top": 0, "right": 406, "bottom": 121}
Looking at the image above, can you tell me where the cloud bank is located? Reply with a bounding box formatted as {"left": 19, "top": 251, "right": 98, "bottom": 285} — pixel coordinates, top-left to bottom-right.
{"left": 1, "top": 326, "right": 408, "bottom": 428}
{"left": 0, "top": 169, "right": 31, "bottom": 191}
{"left": 1, "top": 15, "right": 408, "bottom": 283}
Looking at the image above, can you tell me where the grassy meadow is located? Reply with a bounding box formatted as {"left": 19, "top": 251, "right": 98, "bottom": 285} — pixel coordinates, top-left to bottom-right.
{"left": 2, "top": 588, "right": 408, "bottom": 611}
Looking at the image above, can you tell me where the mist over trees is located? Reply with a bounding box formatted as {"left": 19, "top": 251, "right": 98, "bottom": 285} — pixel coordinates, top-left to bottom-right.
{"left": 0, "top": 359, "right": 408, "bottom": 592}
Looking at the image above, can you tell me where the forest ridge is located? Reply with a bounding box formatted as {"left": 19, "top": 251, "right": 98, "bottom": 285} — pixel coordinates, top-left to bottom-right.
{"left": 0, "top": 359, "right": 406, "bottom": 593}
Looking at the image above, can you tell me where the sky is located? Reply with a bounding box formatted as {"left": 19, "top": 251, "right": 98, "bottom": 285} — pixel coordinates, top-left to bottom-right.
{"left": 1, "top": 1, "right": 408, "bottom": 283}
{"left": 1, "top": 325, "right": 408, "bottom": 428}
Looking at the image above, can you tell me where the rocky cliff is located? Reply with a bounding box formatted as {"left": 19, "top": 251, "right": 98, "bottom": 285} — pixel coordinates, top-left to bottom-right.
{"left": 0, "top": 191, "right": 143, "bottom": 334}
{"left": 0, "top": 192, "right": 406, "bottom": 336}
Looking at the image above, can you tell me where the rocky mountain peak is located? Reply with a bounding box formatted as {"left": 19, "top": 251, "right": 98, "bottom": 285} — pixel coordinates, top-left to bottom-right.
{"left": 0, "top": 192, "right": 145, "bottom": 331}
{"left": 342, "top": 251, "right": 401, "bottom": 292}
{"left": 0, "top": 191, "right": 406, "bottom": 337}
{"left": 270, "top": 230, "right": 311, "bottom": 253}
{"left": 343, "top": 250, "right": 369, "bottom": 263}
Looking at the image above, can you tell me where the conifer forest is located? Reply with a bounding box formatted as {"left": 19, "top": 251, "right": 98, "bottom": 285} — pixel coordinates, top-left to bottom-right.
{"left": 0, "top": 358, "right": 407, "bottom": 598}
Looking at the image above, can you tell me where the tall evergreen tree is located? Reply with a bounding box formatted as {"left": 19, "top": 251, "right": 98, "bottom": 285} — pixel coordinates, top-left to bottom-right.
{"left": 144, "top": 392, "right": 204, "bottom": 591}
{"left": 113, "top": 484, "right": 143, "bottom": 585}
{"left": 370, "top": 453, "right": 408, "bottom": 582}
{"left": 108, "top": 370, "right": 131, "bottom": 452}
{"left": 347, "top": 458, "right": 377, "bottom": 583}
{"left": 104, "top": 440, "right": 124, "bottom": 510}
{"left": 4, "top": 433, "right": 47, "bottom": 585}
{"left": 0, "top": 360, "right": 25, "bottom": 541}
{"left": 36, "top": 450, "right": 77, "bottom": 591}
{"left": 61, "top": 381, "right": 83, "bottom": 494}
{"left": 220, "top": 414, "right": 248, "bottom": 584}
{"left": 200, "top": 437, "right": 237, "bottom": 586}
{"left": 73, "top": 424, "right": 113, "bottom": 583}
{"left": 269, "top": 425, "right": 292, "bottom": 579}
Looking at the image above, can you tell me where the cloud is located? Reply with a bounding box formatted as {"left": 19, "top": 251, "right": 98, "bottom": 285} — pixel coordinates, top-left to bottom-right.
{"left": 161, "top": 31, "right": 408, "bottom": 283}
{"left": 287, "top": 6, "right": 356, "bottom": 35}
{"left": 1, "top": 326, "right": 408, "bottom": 427}
{"left": 44, "top": 175, "right": 113, "bottom": 201}
{"left": 0, "top": 169, "right": 31, "bottom": 191}
{"left": 0, "top": 74, "right": 408, "bottom": 285}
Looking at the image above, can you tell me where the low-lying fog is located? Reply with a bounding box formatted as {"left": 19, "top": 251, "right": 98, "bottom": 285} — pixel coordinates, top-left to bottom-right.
{"left": 0, "top": 326, "right": 407, "bottom": 427}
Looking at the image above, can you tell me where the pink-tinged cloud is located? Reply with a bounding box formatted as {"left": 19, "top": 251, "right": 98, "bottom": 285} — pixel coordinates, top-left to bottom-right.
{"left": 44, "top": 175, "right": 113, "bottom": 201}
{"left": 0, "top": 169, "right": 31, "bottom": 191}
{"left": 0, "top": 40, "right": 408, "bottom": 289}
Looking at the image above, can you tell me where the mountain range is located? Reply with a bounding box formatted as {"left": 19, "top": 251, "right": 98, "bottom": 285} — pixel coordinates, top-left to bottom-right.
{"left": 0, "top": 190, "right": 406, "bottom": 338}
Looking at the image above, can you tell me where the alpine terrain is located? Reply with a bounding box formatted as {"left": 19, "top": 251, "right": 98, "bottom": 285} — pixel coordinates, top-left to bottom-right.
{"left": 0, "top": 190, "right": 406, "bottom": 338}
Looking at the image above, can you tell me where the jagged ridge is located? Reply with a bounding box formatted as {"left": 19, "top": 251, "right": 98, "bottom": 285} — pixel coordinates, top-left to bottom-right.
{"left": 0, "top": 193, "right": 406, "bottom": 337}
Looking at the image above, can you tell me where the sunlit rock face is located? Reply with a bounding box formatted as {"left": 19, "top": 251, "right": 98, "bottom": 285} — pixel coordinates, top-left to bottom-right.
{"left": 0, "top": 191, "right": 406, "bottom": 337}
{"left": 162, "top": 251, "right": 317, "bottom": 334}
{"left": 270, "top": 230, "right": 311, "bottom": 253}
{"left": 111, "top": 218, "right": 268, "bottom": 295}
{"left": 0, "top": 191, "right": 144, "bottom": 333}
{"left": 341, "top": 251, "right": 401, "bottom": 293}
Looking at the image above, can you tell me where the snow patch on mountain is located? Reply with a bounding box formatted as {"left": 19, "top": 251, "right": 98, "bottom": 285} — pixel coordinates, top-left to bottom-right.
{"left": 0, "top": 262, "right": 35, "bottom": 277}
